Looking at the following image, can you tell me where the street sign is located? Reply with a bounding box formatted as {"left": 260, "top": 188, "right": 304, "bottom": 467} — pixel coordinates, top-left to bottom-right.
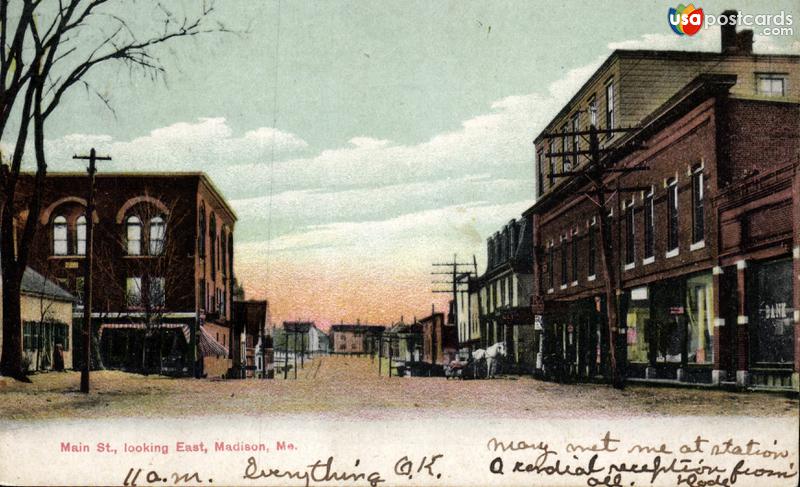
{"left": 669, "top": 307, "right": 685, "bottom": 315}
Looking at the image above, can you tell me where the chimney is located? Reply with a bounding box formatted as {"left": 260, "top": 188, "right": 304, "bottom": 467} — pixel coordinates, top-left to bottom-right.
{"left": 720, "top": 10, "right": 738, "bottom": 54}
{"left": 736, "top": 29, "right": 754, "bottom": 54}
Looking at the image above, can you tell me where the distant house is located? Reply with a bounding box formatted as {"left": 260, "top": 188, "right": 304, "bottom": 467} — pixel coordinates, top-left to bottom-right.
{"left": 307, "top": 324, "right": 330, "bottom": 355}
{"left": 0, "top": 267, "right": 75, "bottom": 372}
{"left": 382, "top": 321, "right": 422, "bottom": 364}
{"left": 232, "top": 300, "right": 268, "bottom": 378}
{"left": 331, "top": 323, "right": 385, "bottom": 354}
{"left": 419, "top": 312, "right": 458, "bottom": 370}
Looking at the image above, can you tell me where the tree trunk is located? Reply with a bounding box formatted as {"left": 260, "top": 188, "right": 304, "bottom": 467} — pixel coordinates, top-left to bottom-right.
{"left": 141, "top": 332, "right": 148, "bottom": 376}
{"left": 0, "top": 272, "right": 29, "bottom": 381}
{"left": 91, "top": 322, "right": 104, "bottom": 371}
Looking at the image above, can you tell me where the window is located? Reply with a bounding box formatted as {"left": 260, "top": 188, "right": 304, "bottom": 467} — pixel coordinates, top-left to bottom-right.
{"left": 692, "top": 165, "right": 704, "bottom": 244}
{"left": 588, "top": 224, "right": 596, "bottom": 277}
{"left": 547, "top": 246, "right": 554, "bottom": 290}
{"left": 198, "top": 205, "right": 206, "bottom": 258}
{"left": 126, "top": 216, "right": 142, "bottom": 255}
{"left": 644, "top": 190, "right": 654, "bottom": 259}
{"left": 221, "top": 231, "right": 227, "bottom": 276}
{"left": 667, "top": 178, "right": 679, "bottom": 252}
{"left": 756, "top": 74, "right": 785, "bottom": 96}
{"left": 149, "top": 277, "right": 165, "bottom": 307}
{"left": 571, "top": 234, "right": 578, "bottom": 282}
{"left": 54, "top": 322, "right": 69, "bottom": 351}
{"left": 198, "top": 279, "right": 206, "bottom": 311}
{"left": 548, "top": 141, "right": 557, "bottom": 189}
{"left": 571, "top": 113, "right": 580, "bottom": 165}
{"left": 149, "top": 216, "right": 165, "bottom": 255}
{"left": 560, "top": 240, "right": 568, "bottom": 286}
{"left": 605, "top": 81, "right": 615, "bottom": 135}
{"left": 53, "top": 216, "right": 68, "bottom": 255}
{"left": 588, "top": 95, "right": 597, "bottom": 126}
{"left": 537, "top": 150, "right": 545, "bottom": 197}
{"left": 625, "top": 201, "right": 635, "bottom": 266}
{"left": 209, "top": 214, "right": 217, "bottom": 280}
{"left": 561, "top": 124, "right": 569, "bottom": 170}
{"left": 126, "top": 277, "right": 142, "bottom": 306}
{"left": 76, "top": 216, "right": 86, "bottom": 255}
{"left": 23, "top": 322, "right": 33, "bottom": 349}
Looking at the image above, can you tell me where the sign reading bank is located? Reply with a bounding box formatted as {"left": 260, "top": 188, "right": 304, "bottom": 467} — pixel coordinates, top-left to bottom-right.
{"left": 668, "top": 4, "right": 705, "bottom": 36}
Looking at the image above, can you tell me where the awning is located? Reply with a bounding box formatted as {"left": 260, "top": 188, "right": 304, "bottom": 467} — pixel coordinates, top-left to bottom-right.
{"left": 199, "top": 325, "right": 229, "bottom": 358}
{"left": 99, "top": 323, "right": 191, "bottom": 342}
{"left": 97, "top": 323, "right": 228, "bottom": 358}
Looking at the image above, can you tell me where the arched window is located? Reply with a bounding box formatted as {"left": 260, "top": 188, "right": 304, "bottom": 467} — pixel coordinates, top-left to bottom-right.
{"left": 198, "top": 205, "right": 206, "bottom": 258}
{"left": 76, "top": 216, "right": 87, "bottom": 255}
{"left": 220, "top": 230, "right": 227, "bottom": 276}
{"left": 126, "top": 216, "right": 142, "bottom": 255}
{"left": 149, "top": 216, "right": 165, "bottom": 255}
{"left": 53, "top": 216, "right": 68, "bottom": 255}
{"left": 209, "top": 214, "right": 217, "bottom": 280}
{"left": 228, "top": 233, "right": 234, "bottom": 278}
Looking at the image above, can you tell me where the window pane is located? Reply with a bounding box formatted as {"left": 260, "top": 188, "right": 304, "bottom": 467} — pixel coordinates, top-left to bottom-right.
{"left": 53, "top": 216, "right": 68, "bottom": 255}
{"left": 692, "top": 170, "right": 704, "bottom": 243}
{"left": 76, "top": 216, "right": 86, "bottom": 255}
{"left": 126, "top": 277, "right": 142, "bottom": 306}
{"left": 127, "top": 216, "right": 142, "bottom": 255}
{"left": 644, "top": 195, "right": 654, "bottom": 258}
{"left": 149, "top": 277, "right": 165, "bottom": 307}
{"left": 625, "top": 205, "right": 635, "bottom": 264}
{"left": 149, "top": 217, "right": 165, "bottom": 255}
{"left": 668, "top": 182, "right": 679, "bottom": 250}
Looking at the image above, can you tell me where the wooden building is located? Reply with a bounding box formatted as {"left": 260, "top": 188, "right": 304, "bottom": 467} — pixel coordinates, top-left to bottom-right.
{"left": 418, "top": 311, "right": 457, "bottom": 371}
{"left": 231, "top": 299, "right": 268, "bottom": 378}
{"left": 0, "top": 267, "right": 75, "bottom": 372}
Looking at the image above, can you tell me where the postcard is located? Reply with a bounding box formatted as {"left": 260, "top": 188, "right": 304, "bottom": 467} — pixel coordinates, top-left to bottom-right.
{"left": 1, "top": 1, "right": 798, "bottom": 486}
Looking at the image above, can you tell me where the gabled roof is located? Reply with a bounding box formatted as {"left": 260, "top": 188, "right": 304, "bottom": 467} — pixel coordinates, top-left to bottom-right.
{"left": 20, "top": 267, "right": 75, "bottom": 302}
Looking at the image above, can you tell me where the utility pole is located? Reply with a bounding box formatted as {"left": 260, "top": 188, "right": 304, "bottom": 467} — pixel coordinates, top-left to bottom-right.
{"left": 73, "top": 148, "right": 111, "bottom": 394}
{"left": 431, "top": 254, "right": 476, "bottom": 323}
{"left": 540, "top": 117, "right": 648, "bottom": 389}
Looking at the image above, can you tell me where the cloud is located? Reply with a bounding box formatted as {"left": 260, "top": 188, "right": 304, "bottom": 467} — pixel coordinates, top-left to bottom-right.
{"left": 42, "top": 117, "right": 308, "bottom": 172}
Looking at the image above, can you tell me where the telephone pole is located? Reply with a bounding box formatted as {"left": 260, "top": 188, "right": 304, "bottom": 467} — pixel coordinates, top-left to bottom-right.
{"left": 73, "top": 148, "right": 111, "bottom": 394}
{"left": 431, "top": 254, "right": 476, "bottom": 326}
{"left": 540, "top": 117, "right": 648, "bottom": 389}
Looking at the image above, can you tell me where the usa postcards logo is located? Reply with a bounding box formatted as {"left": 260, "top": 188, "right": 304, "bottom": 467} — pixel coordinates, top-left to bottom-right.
{"left": 668, "top": 4, "right": 705, "bottom": 36}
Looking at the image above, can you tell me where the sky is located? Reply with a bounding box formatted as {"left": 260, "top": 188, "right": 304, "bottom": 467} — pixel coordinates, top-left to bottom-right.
{"left": 4, "top": 0, "right": 799, "bottom": 328}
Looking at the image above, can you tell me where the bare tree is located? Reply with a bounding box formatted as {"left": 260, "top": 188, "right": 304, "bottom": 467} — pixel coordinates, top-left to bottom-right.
{"left": 0, "top": 1, "right": 229, "bottom": 380}
{"left": 95, "top": 195, "right": 193, "bottom": 375}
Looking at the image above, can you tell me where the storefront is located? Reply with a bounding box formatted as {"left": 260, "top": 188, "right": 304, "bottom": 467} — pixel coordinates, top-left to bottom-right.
{"left": 625, "top": 271, "right": 715, "bottom": 383}
{"left": 542, "top": 297, "right": 607, "bottom": 382}
{"left": 747, "top": 257, "right": 795, "bottom": 387}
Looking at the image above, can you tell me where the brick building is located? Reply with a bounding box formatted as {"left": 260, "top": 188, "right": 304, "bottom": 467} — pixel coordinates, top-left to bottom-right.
{"left": 419, "top": 311, "right": 457, "bottom": 371}
{"left": 18, "top": 172, "right": 236, "bottom": 377}
{"left": 529, "top": 24, "right": 799, "bottom": 390}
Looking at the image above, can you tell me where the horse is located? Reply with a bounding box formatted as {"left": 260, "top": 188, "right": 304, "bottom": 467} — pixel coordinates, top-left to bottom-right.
{"left": 472, "top": 341, "right": 507, "bottom": 378}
